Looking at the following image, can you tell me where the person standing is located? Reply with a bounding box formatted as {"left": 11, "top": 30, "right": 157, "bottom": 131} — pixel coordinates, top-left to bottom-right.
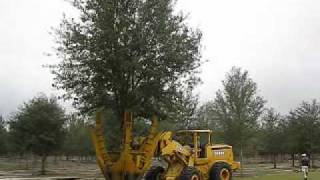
{"left": 301, "top": 154, "right": 310, "bottom": 180}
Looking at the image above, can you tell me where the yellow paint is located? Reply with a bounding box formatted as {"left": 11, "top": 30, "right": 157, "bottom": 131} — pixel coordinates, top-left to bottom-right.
{"left": 160, "top": 130, "right": 240, "bottom": 180}
{"left": 91, "top": 111, "right": 240, "bottom": 180}
{"left": 91, "top": 111, "right": 167, "bottom": 179}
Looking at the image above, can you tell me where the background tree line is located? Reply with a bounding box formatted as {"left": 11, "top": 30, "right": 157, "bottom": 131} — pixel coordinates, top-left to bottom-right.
{"left": 193, "top": 67, "right": 320, "bottom": 170}
{"left": 1, "top": 66, "right": 320, "bottom": 174}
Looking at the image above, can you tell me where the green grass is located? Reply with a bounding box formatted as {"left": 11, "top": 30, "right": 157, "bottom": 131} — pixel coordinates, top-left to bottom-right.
{"left": 235, "top": 171, "right": 320, "bottom": 180}
{"left": 0, "top": 160, "right": 21, "bottom": 171}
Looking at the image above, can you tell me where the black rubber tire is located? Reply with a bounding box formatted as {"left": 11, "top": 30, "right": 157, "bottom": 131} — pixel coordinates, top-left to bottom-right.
{"left": 180, "top": 166, "right": 201, "bottom": 180}
{"left": 209, "top": 162, "right": 232, "bottom": 180}
{"left": 103, "top": 166, "right": 112, "bottom": 180}
{"left": 145, "top": 166, "right": 165, "bottom": 180}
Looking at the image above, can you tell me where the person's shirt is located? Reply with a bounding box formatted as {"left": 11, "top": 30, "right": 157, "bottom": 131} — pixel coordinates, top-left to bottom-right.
{"left": 301, "top": 156, "right": 310, "bottom": 166}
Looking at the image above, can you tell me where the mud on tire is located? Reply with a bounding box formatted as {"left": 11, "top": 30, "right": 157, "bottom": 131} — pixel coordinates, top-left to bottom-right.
{"left": 209, "top": 162, "right": 232, "bottom": 180}
{"left": 180, "top": 166, "right": 201, "bottom": 180}
{"left": 145, "top": 166, "right": 165, "bottom": 180}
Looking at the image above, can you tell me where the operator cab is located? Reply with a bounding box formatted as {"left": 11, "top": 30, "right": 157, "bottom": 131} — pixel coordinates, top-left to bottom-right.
{"left": 174, "top": 130, "right": 212, "bottom": 158}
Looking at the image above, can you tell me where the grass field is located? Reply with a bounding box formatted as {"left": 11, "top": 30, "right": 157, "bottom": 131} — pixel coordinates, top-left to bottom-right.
{"left": 233, "top": 163, "right": 320, "bottom": 180}
{"left": 1, "top": 157, "right": 320, "bottom": 179}
{"left": 236, "top": 171, "right": 320, "bottom": 180}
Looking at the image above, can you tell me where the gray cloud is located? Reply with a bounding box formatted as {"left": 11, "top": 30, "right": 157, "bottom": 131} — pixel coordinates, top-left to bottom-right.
{"left": 177, "top": 0, "right": 320, "bottom": 113}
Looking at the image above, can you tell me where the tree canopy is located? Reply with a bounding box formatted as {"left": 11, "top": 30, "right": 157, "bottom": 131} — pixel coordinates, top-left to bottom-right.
{"left": 52, "top": 0, "right": 202, "bottom": 120}
{"left": 260, "top": 108, "right": 283, "bottom": 168}
{"left": 212, "top": 67, "right": 266, "bottom": 150}
{"left": 210, "top": 67, "right": 266, "bottom": 174}
{"left": 62, "top": 114, "right": 94, "bottom": 158}
{"left": 286, "top": 99, "right": 320, "bottom": 155}
{"left": 0, "top": 115, "right": 8, "bottom": 155}
{"left": 9, "top": 95, "right": 66, "bottom": 174}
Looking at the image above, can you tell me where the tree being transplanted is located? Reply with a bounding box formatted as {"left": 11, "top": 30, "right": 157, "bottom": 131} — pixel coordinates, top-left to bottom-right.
{"left": 211, "top": 67, "right": 266, "bottom": 175}
{"left": 9, "top": 94, "right": 66, "bottom": 174}
{"left": 52, "top": 0, "right": 202, "bottom": 121}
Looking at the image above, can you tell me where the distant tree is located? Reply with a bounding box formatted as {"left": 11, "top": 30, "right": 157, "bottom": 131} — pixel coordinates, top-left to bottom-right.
{"left": 62, "top": 114, "right": 78, "bottom": 159}
{"left": 9, "top": 94, "right": 66, "bottom": 174}
{"left": 211, "top": 67, "right": 266, "bottom": 174}
{"left": 101, "top": 109, "right": 123, "bottom": 151}
{"left": 170, "top": 90, "right": 199, "bottom": 129}
{"left": 278, "top": 117, "right": 298, "bottom": 167}
{"left": 195, "top": 101, "right": 217, "bottom": 129}
{"left": 52, "top": 0, "right": 202, "bottom": 123}
{"left": 194, "top": 101, "right": 226, "bottom": 143}
{"left": 63, "top": 114, "right": 94, "bottom": 159}
{"left": 260, "top": 108, "right": 282, "bottom": 168}
{"left": 0, "top": 115, "right": 4, "bottom": 127}
{"left": 63, "top": 121, "right": 94, "bottom": 159}
{"left": 0, "top": 115, "right": 8, "bottom": 155}
{"left": 286, "top": 99, "right": 320, "bottom": 167}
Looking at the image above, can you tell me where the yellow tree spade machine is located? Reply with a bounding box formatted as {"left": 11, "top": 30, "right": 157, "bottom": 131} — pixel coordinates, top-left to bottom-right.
{"left": 91, "top": 112, "right": 240, "bottom": 180}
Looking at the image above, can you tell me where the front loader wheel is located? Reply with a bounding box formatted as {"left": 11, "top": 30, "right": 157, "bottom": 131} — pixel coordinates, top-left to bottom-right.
{"left": 180, "top": 167, "right": 201, "bottom": 180}
{"left": 145, "top": 166, "right": 165, "bottom": 180}
{"left": 210, "top": 162, "right": 232, "bottom": 180}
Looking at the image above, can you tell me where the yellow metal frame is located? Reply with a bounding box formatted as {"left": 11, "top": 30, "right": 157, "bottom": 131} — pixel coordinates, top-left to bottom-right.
{"left": 164, "top": 131, "right": 240, "bottom": 180}
{"left": 91, "top": 111, "right": 240, "bottom": 180}
{"left": 91, "top": 111, "right": 162, "bottom": 179}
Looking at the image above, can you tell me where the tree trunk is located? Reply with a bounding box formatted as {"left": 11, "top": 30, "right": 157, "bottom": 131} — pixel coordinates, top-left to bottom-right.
{"left": 41, "top": 155, "right": 47, "bottom": 175}
{"left": 32, "top": 154, "right": 38, "bottom": 175}
{"left": 54, "top": 155, "right": 58, "bottom": 164}
{"left": 273, "top": 154, "right": 277, "bottom": 169}
{"left": 291, "top": 153, "right": 295, "bottom": 167}
{"left": 18, "top": 153, "right": 23, "bottom": 169}
{"left": 25, "top": 155, "right": 29, "bottom": 169}
{"left": 311, "top": 153, "right": 314, "bottom": 168}
{"left": 240, "top": 144, "right": 243, "bottom": 176}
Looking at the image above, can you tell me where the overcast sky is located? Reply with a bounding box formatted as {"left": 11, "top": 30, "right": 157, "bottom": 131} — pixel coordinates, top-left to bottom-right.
{"left": 1, "top": 0, "right": 320, "bottom": 117}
